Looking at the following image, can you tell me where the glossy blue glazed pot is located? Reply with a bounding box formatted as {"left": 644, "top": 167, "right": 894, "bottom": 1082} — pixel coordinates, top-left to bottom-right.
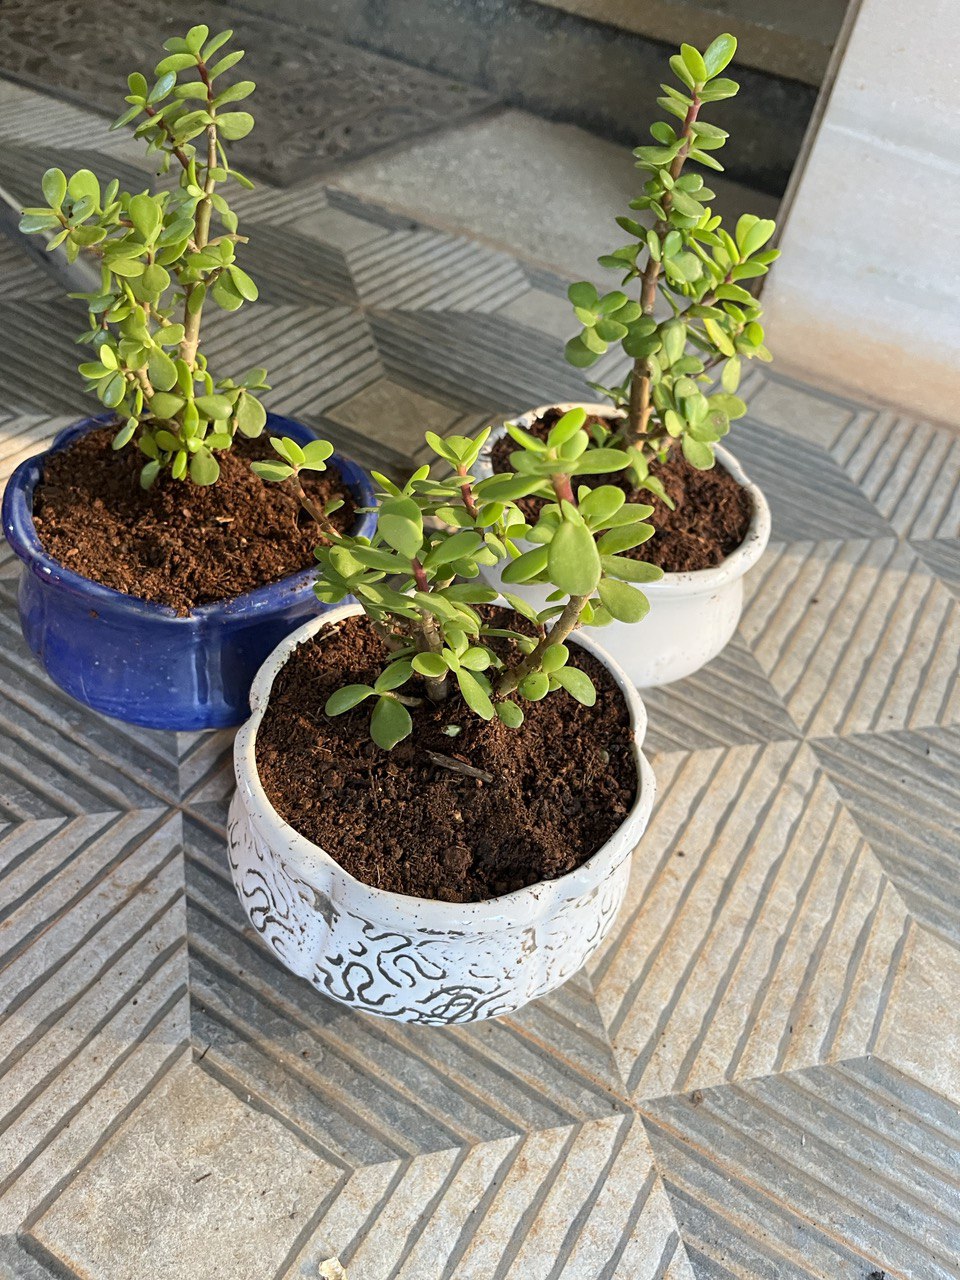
{"left": 2, "top": 413, "right": 377, "bottom": 731}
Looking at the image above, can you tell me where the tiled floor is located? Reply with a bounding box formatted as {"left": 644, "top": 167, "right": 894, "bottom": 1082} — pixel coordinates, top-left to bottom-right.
{"left": 1, "top": 77, "right": 959, "bottom": 1280}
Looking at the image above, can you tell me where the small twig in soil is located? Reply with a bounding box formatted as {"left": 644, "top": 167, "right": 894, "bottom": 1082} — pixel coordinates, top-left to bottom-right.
{"left": 425, "top": 751, "right": 494, "bottom": 784}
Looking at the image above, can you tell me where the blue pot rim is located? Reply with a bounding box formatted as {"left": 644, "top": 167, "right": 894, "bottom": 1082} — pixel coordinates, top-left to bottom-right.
{"left": 2, "top": 412, "right": 377, "bottom": 623}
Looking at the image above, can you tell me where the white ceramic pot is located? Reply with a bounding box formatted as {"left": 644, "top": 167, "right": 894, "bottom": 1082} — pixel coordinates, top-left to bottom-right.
{"left": 228, "top": 603, "right": 655, "bottom": 1025}
{"left": 476, "top": 403, "right": 772, "bottom": 688}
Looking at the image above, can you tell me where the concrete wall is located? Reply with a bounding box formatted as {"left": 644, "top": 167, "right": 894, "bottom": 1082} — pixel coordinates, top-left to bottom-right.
{"left": 762, "top": 0, "right": 960, "bottom": 423}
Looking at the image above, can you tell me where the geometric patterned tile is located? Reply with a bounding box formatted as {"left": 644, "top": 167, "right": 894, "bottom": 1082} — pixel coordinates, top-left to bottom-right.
{"left": 744, "top": 373, "right": 861, "bottom": 449}
{"left": 734, "top": 417, "right": 895, "bottom": 543}
{"left": 642, "top": 1056, "right": 960, "bottom": 1280}
{"left": 327, "top": 377, "right": 462, "bottom": 461}
{"left": 813, "top": 726, "right": 960, "bottom": 947}
{"left": 641, "top": 634, "right": 800, "bottom": 755}
{"left": 368, "top": 309, "right": 598, "bottom": 416}
{"left": 240, "top": 222, "right": 357, "bottom": 308}
{"left": 0, "top": 301, "right": 88, "bottom": 417}
{"left": 349, "top": 227, "right": 528, "bottom": 313}
{"left": 496, "top": 286, "right": 577, "bottom": 341}
{"left": 874, "top": 923, "right": 960, "bottom": 1108}
{"left": 0, "top": 806, "right": 188, "bottom": 1235}
{"left": 913, "top": 536, "right": 960, "bottom": 597}
{"left": 0, "top": 234, "right": 61, "bottom": 302}
{"left": 741, "top": 538, "right": 960, "bottom": 738}
{"left": 26, "top": 1059, "right": 341, "bottom": 1280}
{"left": 202, "top": 304, "right": 382, "bottom": 424}
{"left": 294, "top": 1115, "right": 695, "bottom": 1280}
{"left": 589, "top": 743, "right": 910, "bottom": 1101}
{"left": 832, "top": 409, "right": 960, "bottom": 541}
{"left": 295, "top": 205, "right": 389, "bottom": 252}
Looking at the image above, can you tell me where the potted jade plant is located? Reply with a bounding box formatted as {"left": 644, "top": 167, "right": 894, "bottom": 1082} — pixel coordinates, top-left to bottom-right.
{"left": 477, "top": 33, "right": 773, "bottom": 686}
{"left": 2, "top": 25, "right": 376, "bottom": 730}
{"left": 229, "top": 410, "right": 657, "bottom": 1023}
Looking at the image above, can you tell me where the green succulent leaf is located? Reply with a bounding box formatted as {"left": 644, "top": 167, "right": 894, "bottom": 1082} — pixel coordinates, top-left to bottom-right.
{"left": 552, "top": 665, "right": 597, "bottom": 706}
{"left": 325, "top": 684, "right": 373, "bottom": 716}
{"left": 548, "top": 519, "right": 601, "bottom": 596}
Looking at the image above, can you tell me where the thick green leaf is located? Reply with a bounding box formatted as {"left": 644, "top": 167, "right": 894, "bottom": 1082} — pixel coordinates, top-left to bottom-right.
{"left": 682, "top": 435, "right": 715, "bottom": 469}
{"left": 598, "top": 577, "right": 650, "bottom": 623}
{"left": 251, "top": 461, "right": 294, "bottom": 483}
{"left": 370, "top": 697, "right": 412, "bottom": 750}
{"left": 519, "top": 671, "right": 550, "bottom": 701}
{"left": 374, "top": 659, "right": 414, "bottom": 693}
{"left": 501, "top": 545, "right": 549, "bottom": 585}
{"left": 325, "top": 684, "right": 373, "bottom": 716}
{"left": 548, "top": 519, "right": 601, "bottom": 595}
{"left": 601, "top": 555, "right": 664, "bottom": 583}
{"left": 189, "top": 449, "right": 220, "bottom": 485}
{"left": 552, "top": 665, "right": 597, "bottom": 706}
{"left": 301, "top": 438, "right": 333, "bottom": 469}
{"left": 217, "top": 111, "right": 255, "bottom": 140}
{"left": 495, "top": 700, "right": 524, "bottom": 728}
{"left": 235, "top": 393, "right": 267, "bottom": 437}
{"left": 568, "top": 281, "right": 599, "bottom": 309}
{"left": 41, "top": 167, "right": 67, "bottom": 209}
{"left": 379, "top": 496, "right": 423, "bottom": 559}
{"left": 456, "top": 668, "right": 494, "bottom": 719}
{"left": 194, "top": 394, "right": 233, "bottom": 420}
{"left": 703, "top": 32, "right": 737, "bottom": 77}
{"left": 412, "top": 652, "right": 448, "bottom": 679}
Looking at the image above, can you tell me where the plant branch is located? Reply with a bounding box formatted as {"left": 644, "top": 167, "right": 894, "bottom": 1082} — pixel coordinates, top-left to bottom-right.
{"left": 624, "top": 89, "right": 702, "bottom": 447}
{"left": 179, "top": 60, "right": 218, "bottom": 369}
{"left": 142, "top": 104, "right": 192, "bottom": 171}
{"left": 496, "top": 594, "right": 588, "bottom": 697}
{"left": 411, "top": 558, "right": 448, "bottom": 702}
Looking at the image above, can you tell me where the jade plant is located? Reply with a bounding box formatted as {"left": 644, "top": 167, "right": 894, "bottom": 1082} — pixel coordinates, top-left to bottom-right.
{"left": 563, "top": 33, "right": 778, "bottom": 500}
{"left": 19, "top": 25, "right": 267, "bottom": 488}
{"left": 255, "top": 408, "right": 662, "bottom": 748}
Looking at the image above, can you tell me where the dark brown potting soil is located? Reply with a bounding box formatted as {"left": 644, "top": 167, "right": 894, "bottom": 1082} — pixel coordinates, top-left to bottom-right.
{"left": 32, "top": 427, "right": 357, "bottom": 613}
{"left": 255, "top": 609, "right": 640, "bottom": 903}
{"left": 491, "top": 407, "right": 752, "bottom": 572}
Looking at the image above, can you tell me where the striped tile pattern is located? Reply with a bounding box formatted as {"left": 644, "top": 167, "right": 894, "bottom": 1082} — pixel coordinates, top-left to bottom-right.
{"left": 833, "top": 409, "right": 960, "bottom": 540}
{"left": 642, "top": 1057, "right": 960, "bottom": 1279}
{"left": 588, "top": 743, "right": 910, "bottom": 1100}
{"left": 0, "top": 72, "right": 959, "bottom": 1280}
{"left": 741, "top": 538, "right": 960, "bottom": 739}
{"left": 813, "top": 727, "right": 960, "bottom": 947}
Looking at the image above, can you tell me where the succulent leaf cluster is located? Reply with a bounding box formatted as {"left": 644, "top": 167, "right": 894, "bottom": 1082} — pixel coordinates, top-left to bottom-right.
{"left": 19, "top": 25, "right": 266, "bottom": 488}
{"left": 258, "top": 410, "right": 662, "bottom": 749}
{"left": 564, "top": 34, "right": 778, "bottom": 479}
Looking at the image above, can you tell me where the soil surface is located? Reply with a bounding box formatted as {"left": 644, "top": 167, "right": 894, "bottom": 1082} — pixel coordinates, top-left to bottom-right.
{"left": 491, "top": 408, "right": 753, "bottom": 573}
{"left": 255, "top": 608, "right": 639, "bottom": 903}
{"left": 32, "top": 427, "right": 357, "bottom": 613}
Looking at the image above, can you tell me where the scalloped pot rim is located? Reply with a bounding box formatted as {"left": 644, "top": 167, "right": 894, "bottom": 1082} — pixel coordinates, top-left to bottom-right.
{"left": 478, "top": 402, "right": 771, "bottom": 594}
{"left": 1, "top": 413, "right": 378, "bottom": 622}
{"left": 234, "top": 602, "right": 656, "bottom": 935}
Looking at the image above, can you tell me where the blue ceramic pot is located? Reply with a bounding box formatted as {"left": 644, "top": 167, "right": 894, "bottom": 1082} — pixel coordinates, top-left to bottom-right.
{"left": 2, "top": 413, "right": 377, "bottom": 731}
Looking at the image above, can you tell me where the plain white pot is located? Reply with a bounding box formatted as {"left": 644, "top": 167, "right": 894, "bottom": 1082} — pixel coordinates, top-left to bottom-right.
{"left": 228, "top": 603, "right": 656, "bottom": 1025}
{"left": 476, "top": 403, "right": 772, "bottom": 687}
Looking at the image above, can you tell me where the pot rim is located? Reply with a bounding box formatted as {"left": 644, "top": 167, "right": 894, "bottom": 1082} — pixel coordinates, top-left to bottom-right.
{"left": 479, "top": 401, "right": 771, "bottom": 593}
{"left": 233, "top": 601, "right": 655, "bottom": 932}
{"left": 1, "top": 412, "right": 378, "bottom": 622}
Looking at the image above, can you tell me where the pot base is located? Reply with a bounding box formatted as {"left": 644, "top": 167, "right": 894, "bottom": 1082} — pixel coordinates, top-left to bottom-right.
{"left": 227, "top": 790, "right": 632, "bottom": 1024}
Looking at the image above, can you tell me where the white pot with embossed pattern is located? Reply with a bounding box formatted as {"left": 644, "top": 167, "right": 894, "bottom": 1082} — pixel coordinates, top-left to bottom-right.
{"left": 476, "top": 403, "right": 772, "bottom": 688}
{"left": 227, "top": 603, "right": 656, "bottom": 1025}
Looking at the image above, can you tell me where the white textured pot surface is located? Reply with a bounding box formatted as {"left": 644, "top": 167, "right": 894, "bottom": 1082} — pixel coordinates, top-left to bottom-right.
{"left": 476, "top": 402, "right": 772, "bottom": 687}
{"left": 228, "top": 603, "right": 656, "bottom": 1025}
